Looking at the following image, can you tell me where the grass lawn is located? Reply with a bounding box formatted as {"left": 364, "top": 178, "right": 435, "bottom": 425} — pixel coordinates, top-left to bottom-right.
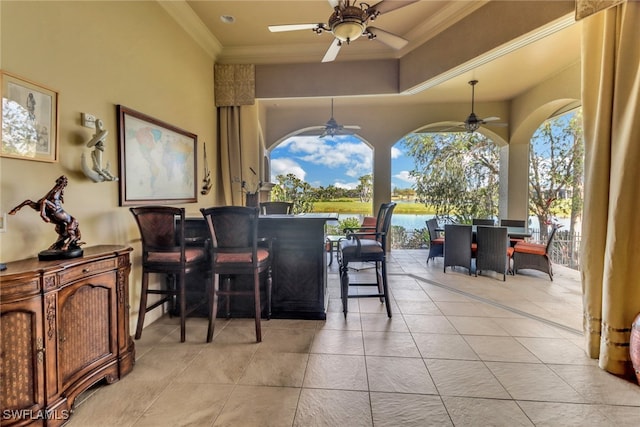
{"left": 312, "top": 200, "right": 434, "bottom": 215}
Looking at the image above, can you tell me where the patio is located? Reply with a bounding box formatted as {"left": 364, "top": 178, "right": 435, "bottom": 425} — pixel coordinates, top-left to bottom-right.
{"left": 66, "top": 249, "right": 640, "bottom": 426}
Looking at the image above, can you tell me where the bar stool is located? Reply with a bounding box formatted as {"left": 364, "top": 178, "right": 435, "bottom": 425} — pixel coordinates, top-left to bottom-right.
{"left": 129, "top": 206, "right": 209, "bottom": 342}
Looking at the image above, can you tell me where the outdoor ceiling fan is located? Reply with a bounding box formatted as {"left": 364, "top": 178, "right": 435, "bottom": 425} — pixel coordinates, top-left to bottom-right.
{"left": 268, "top": 0, "right": 416, "bottom": 62}
{"left": 462, "top": 80, "right": 504, "bottom": 133}
{"left": 319, "top": 98, "right": 361, "bottom": 138}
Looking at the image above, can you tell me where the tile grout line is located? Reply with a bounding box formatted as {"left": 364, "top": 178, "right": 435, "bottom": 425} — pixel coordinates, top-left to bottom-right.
{"left": 398, "top": 273, "right": 583, "bottom": 336}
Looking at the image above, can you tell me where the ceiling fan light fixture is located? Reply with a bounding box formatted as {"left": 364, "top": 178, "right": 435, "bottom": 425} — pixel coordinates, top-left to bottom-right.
{"left": 329, "top": 5, "right": 368, "bottom": 43}
{"left": 333, "top": 20, "right": 365, "bottom": 42}
{"left": 464, "top": 113, "right": 481, "bottom": 133}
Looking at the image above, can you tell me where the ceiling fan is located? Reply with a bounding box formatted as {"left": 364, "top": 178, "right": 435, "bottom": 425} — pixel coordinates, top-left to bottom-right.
{"left": 319, "top": 98, "right": 361, "bottom": 138}
{"left": 268, "top": 0, "right": 417, "bottom": 62}
{"left": 462, "top": 80, "right": 504, "bottom": 133}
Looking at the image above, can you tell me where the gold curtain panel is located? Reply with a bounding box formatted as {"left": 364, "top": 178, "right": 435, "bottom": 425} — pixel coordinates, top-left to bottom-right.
{"left": 214, "top": 64, "right": 255, "bottom": 107}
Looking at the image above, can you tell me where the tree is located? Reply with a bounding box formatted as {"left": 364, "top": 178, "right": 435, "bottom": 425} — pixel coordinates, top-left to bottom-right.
{"left": 403, "top": 132, "right": 500, "bottom": 223}
{"left": 528, "top": 109, "right": 583, "bottom": 241}
{"left": 271, "top": 173, "right": 315, "bottom": 213}
{"left": 356, "top": 174, "right": 372, "bottom": 202}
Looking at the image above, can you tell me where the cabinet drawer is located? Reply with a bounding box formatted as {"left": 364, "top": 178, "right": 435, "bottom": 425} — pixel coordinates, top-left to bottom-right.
{"left": 0, "top": 275, "right": 41, "bottom": 301}
{"left": 59, "top": 258, "right": 117, "bottom": 284}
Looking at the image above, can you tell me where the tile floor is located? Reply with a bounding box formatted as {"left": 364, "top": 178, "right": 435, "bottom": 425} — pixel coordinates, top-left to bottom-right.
{"left": 68, "top": 249, "right": 640, "bottom": 426}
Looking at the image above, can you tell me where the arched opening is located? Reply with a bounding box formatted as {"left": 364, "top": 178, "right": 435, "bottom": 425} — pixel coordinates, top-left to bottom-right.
{"left": 267, "top": 133, "right": 374, "bottom": 217}
{"left": 527, "top": 107, "right": 584, "bottom": 270}
{"left": 390, "top": 127, "right": 503, "bottom": 247}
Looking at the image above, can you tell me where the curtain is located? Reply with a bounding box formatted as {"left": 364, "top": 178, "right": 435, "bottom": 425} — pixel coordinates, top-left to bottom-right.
{"left": 217, "top": 106, "right": 243, "bottom": 206}
{"left": 581, "top": 0, "right": 640, "bottom": 376}
{"left": 214, "top": 64, "right": 256, "bottom": 204}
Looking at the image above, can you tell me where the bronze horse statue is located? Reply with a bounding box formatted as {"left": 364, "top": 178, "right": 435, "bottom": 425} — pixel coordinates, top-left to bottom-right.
{"left": 9, "top": 175, "right": 84, "bottom": 252}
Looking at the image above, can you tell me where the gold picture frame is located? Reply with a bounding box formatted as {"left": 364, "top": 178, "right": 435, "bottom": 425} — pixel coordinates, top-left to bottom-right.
{"left": 117, "top": 105, "right": 198, "bottom": 206}
{"left": 1, "top": 71, "right": 58, "bottom": 162}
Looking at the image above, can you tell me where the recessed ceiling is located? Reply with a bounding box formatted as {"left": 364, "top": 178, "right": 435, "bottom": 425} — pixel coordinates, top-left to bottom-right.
{"left": 173, "top": 1, "right": 581, "bottom": 109}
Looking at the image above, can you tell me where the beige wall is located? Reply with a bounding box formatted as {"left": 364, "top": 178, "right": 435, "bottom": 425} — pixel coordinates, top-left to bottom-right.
{"left": 0, "top": 1, "right": 220, "bottom": 328}
{"left": 1, "top": 1, "right": 219, "bottom": 264}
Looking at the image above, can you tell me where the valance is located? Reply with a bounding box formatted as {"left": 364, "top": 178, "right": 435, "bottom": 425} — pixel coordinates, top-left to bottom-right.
{"left": 214, "top": 64, "right": 255, "bottom": 107}
{"left": 575, "top": 0, "right": 625, "bottom": 20}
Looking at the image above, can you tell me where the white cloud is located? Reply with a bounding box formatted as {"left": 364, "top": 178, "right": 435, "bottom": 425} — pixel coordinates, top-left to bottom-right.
{"left": 394, "top": 170, "right": 416, "bottom": 184}
{"left": 334, "top": 181, "right": 359, "bottom": 190}
{"left": 391, "top": 146, "right": 402, "bottom": 159}
{"left": 270, "top": 158, "right": 306, "bottom": 181}
{"left": 280, "top": 136, "right": 372, "bottom": 175}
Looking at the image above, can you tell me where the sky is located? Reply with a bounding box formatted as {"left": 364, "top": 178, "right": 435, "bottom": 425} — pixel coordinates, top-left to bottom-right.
{"left": 269, "top": 135, "right": 416, "bottom": 190}
{"left": 269, "top": 110, "right": 579, "bottom": 191}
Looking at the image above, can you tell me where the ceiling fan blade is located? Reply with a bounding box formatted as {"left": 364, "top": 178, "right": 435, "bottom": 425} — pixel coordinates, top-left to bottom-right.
{"left": 344, "top": 125, "right": 361, "bottom": 130}
{"left": 366, "top": 27, "right": 408, "bottom": 50}
{"left": 482, "top": 116, "right": 501, "bottom": 122}
{"left": 369, "top": 0, "right": 419, "bottom": 15}
{"left": 268, "top": 23, "right": 319, "bottom": 32}
{"left": 322, "top": 38, "right": 342, "bottom": 62}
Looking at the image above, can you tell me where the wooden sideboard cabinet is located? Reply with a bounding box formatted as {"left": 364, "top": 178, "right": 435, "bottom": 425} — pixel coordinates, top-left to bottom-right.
{"left": 0, "top": 245, "right": 135, "bottom": 427}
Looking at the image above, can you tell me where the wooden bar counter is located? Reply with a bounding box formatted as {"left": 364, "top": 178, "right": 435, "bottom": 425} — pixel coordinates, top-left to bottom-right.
{"left": 185, "top": 213, "right": 337, "bottom": 320}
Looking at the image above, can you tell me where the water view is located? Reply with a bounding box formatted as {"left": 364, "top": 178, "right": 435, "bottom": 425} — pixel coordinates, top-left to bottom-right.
{"left": 330, "top": 213, "right": 571, "bottom": 232}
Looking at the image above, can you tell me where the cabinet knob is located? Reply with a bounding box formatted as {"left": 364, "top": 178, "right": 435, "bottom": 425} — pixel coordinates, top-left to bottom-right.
{"left": 82, "top": 268, "right": 90, "bottom": 274}
{"left": 36, "top": 338, "right": 45, "bottom": 363}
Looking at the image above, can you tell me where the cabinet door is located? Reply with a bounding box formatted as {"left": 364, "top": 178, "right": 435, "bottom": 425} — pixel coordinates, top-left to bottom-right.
{"left": 0, "top": 296, "right": 46, "bottom": 424}
{"left": 56, "top": 271, "right": 118, "bottom": 388}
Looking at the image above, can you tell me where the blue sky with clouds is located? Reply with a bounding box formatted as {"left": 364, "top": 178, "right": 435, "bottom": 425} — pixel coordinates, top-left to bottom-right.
{"left": 270, "top": 135, "right": 416, "bottom": 190}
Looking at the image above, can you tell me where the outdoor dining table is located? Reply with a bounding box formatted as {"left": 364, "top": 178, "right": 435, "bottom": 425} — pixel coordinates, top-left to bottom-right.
{"left": 435, "top": 224, "right": 532, "bottom": 240}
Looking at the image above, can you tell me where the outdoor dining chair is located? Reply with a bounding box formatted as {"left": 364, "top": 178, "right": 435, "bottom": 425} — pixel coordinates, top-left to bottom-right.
{"left": 472, "top": 218, "right": 495, "bottom": 226}
{"left": 475, "top": 225, "right": 514, "bottom": 281}
{"left": 512, "top": 225, "right": 559, "bottom": 281}
{"left": 426, "top": 218, "right": 444, "bottom": 264}
{"left": 500, "top": 218, "right": 527, "bottom": 246}
{"left": 443, "top": 224, "right": 475, "bottom": 275}
{"left": 260, "top": 201, "right": 293, "bottom": 215}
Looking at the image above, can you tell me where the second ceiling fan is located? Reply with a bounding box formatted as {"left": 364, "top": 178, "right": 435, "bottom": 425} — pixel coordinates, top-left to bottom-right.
{"left": 461, "top": 79, "right": 504, "bottom": 133}
{"left": 268, "top": 0, "right": 417, "bottom": 62}
{"left": 320, "top": 98, "right": 361, "bottom": 138}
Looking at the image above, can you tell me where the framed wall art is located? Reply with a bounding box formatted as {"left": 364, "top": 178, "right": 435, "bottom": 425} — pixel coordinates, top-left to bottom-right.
{"left": 1, "top": 71, "right": 58, "bottom": 162}
{"left": 117, "top": 105, "right": 197, "bottom": 206}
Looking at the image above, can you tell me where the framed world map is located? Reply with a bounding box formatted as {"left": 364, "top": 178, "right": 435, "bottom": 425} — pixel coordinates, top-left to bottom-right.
{"left": 117, "top": 105, "right": 197, "bottom": 206}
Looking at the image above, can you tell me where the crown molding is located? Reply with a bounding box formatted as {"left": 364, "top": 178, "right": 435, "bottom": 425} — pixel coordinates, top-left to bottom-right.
{"left": 158, "top": 0, "right": 222, "bottom": 59}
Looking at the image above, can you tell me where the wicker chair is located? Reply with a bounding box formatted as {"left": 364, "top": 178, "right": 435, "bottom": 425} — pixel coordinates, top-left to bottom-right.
{"left": 512, "top": 225, "right": 558, "bottom": 281}
{"left": 500, "top": 219, "right": 527, "bottom": 246}
{"left": 475, "top": 225, "right": 514, "bottom": 281}
{"left": 426, "top": 218, "right": 444, "bottom": 264}
{"left": 338, "top": 202, "right": 396, "bottom": 318}
{"left": 443, "top": 224, "right": 475, "bottom": 275}
{"left": 472, "top": 218, "right": 495, "bottom": 226}
{"left": 260, "top": 201, "right": 293, "bottom": 215}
